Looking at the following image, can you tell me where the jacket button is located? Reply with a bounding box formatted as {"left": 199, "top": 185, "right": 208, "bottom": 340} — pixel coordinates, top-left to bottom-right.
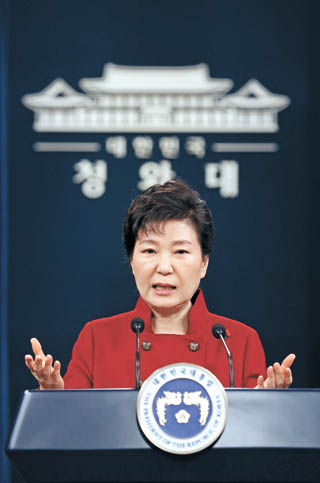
{"left": 189, "top": 341, "right": 199, "bottom": 352}
{"left": 142, "top": 341, "right": 152, "bottom": 351}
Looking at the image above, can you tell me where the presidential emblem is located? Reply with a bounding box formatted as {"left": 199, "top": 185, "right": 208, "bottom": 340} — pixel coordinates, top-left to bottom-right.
{"left": 137, "top": 363, "right": 227, "bottom": 454}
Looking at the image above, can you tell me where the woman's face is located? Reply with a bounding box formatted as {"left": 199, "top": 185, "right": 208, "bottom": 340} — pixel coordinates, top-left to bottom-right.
{"left": 131, "top": 219, "right": 209, "bottom": 313}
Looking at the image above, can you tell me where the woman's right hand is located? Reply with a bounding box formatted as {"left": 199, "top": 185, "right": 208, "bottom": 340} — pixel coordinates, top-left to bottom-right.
{"left": 25, "top": 338, "right": 64, "bottom": 390}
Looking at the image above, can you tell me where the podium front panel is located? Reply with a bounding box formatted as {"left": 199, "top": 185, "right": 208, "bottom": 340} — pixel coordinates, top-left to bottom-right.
{"left": 6, "top": 389, "right": 320, "bottom": 482}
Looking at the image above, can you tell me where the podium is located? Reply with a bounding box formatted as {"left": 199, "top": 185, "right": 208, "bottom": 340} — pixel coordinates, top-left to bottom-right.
{"left": 6, "top": 389, "right": 320, "bottom": 482}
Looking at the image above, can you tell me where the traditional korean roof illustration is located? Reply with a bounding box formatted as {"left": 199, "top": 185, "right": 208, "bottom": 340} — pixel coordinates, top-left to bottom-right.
{"left": 79, "top": 63, "right": 233, "bottom": 94}
{"left": 22, "top": 78, "right": 93, "bottom": 109}
{"left": 20, "top": 65, "right": 291, "bottom": 133}
{"left": 223, "top": 79, "right": 290, "bottom": 110}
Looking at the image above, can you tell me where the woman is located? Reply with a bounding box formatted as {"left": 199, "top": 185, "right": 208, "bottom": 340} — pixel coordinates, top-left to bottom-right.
{"left": 25, "top": 180, "right": 295, "bottom": 389}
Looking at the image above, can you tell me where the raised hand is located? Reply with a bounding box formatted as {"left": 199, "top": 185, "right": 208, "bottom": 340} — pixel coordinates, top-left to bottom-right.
{"left": 25, "top": 338, "right": 64, "bottom": 390}
{"left": 256, "top": 353, "right": 296, "bottom": 389}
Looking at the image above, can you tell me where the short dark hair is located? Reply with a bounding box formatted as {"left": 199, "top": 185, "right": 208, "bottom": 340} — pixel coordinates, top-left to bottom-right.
{"left": 123, "top": 180, "right": 213, "bottom": 259}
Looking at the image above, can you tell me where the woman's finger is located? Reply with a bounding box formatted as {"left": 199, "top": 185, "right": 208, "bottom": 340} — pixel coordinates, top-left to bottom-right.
{"left": 265, "top": 365, "right": 276, "bottom": 388}
{"left": 284, "top": 367, "right": 293, "bottom": 388}
{"left": 273, "top": 362, "right": 285, "bottom": 388}
{"left": 53, "top": 360, "right": 61, "bottom": 373}
{"left": 255, "top": 375, "right": 265, "bottom": 389}
{"left": 42, "top": 355, "right": 53, "bottom": 381}
{"left": 34, "top": 354, "right": 45, "bottom": 378}
{"left": 25, "top": 355, "right": 35, "bottom": 372}
{"left": 281, "top": 353, "right": 296, "bottom": 370}
{"left": 31, "top": 338, "right": 46, "bottom": 359}
{"left": 52, "top": 361, "right": 62, "bottom": 382}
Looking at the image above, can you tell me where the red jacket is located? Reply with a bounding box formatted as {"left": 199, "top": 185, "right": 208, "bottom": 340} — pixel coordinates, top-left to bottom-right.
{"left": 64, "top": 290, "right": 267, "bottom": 389}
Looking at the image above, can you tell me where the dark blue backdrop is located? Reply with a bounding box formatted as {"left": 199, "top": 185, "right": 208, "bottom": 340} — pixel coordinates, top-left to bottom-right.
{"left": 1, "top": 1, "right": 320, "bottom": 482}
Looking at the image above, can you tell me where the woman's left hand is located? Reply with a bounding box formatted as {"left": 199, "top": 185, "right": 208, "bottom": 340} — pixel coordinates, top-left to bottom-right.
{"left": 255, "top": 353, "right": 296, "bottom": 389}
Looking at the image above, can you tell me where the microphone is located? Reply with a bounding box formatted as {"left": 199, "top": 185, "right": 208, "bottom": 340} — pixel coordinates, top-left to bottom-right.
{"left": 212, "top": 324, "right": 234, "bottom": 388}
{"left": 131, "top": 318, "right": 145, "bottom": 389}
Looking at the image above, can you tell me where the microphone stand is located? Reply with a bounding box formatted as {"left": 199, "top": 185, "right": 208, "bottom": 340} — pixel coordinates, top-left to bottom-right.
{"left": 131, "top": 318, "right": 145, "bottom": 389}
{"left": 212, "top": 324, "right": 234, "bottom": 388}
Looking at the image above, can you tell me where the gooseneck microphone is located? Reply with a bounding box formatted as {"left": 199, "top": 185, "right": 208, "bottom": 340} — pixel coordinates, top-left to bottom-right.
{"left": 212, "top": 324, "right": 234, "bottom": 388}
{"left": 131, "top": 318, "right": 145, "bottom": 389}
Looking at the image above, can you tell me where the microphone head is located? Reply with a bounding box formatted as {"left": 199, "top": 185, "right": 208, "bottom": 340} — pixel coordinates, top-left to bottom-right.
{"left": 131, "top": 317, "right": 145, "bottom": 334}
{"left": 212, "top": 323, "right": 226, "bottom": 339}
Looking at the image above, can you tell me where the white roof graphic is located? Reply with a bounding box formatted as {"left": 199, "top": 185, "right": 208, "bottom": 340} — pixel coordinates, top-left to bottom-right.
{"left": 22, "top": 78, "right": 93, "bottom": 108}
{"left": 223, "top": 79, "right": 290, "bottom": 110}
{"left": 21, "top": 63, "right": 291, "bottom": 133}
{"left": 80, "top": 63, "right": 233, "bottom": 94}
